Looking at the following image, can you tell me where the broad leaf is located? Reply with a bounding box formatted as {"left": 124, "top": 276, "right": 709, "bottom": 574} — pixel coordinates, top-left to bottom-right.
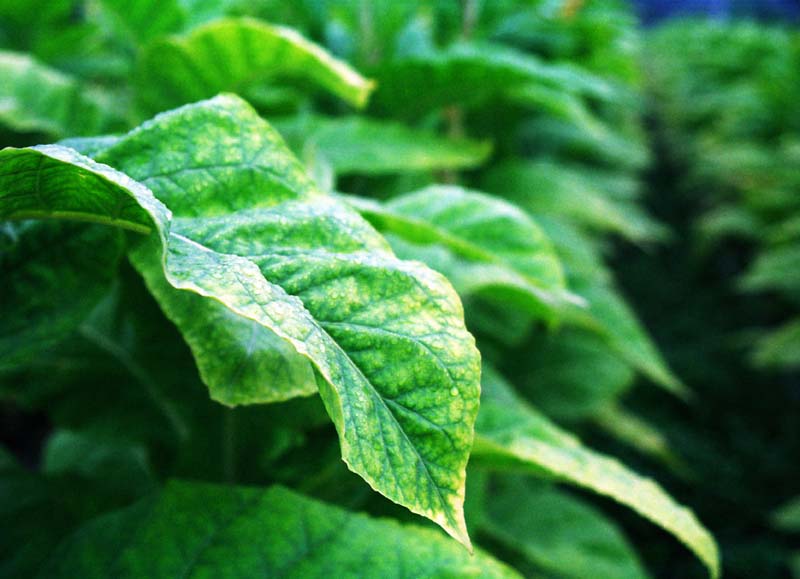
{"left": 482, "top": 160, "right": 665, "bottom": 243}
{"left": 373, "top": 43, "right": 618, "bottom": 118}
{"left": 96, "top": 0, "right": 186, "bottom": 45}
{"left": 567, "top": 282, "right": 687, "bottom": 397}
{"left": 348, "top": 185, "right": 576, "bottom": 322}
{"left": 0, "top": 437, "right": 153, "bottom": 578}
{"left": 136, "top": 18, "right": 375, "bottom": 113}
{"left": 0, "top": 94, "right": 480, "bottom": 546}
{"left": 274, "top": 115, "right": 491, "bottom": 176}
{"left": 472, "top": 366, "right": 720, "bottom": 579}
{"left": 511, "top": 328, "right": 635, "bottom": 422}
{"left": 481, "top": 476, "right": 649, "bottom": 579}
{"left": 40, "top": 481, "right": 520, "bottom": 578}
{"left": 0, "top": 51, "right": 117, "bottom": 137}
{"left": 0, "top": 221, "right": 123, "bottom": 372}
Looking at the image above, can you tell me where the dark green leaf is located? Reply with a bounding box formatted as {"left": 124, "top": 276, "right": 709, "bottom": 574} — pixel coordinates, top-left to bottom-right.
{"left": 472, "top": 366, "right": 719, "bottom": 578}
{"left": 40, "top": 481, "right": 520, "bottom": 578}
{"left": 135, "top": 18, "right": 374, "bottom": 113}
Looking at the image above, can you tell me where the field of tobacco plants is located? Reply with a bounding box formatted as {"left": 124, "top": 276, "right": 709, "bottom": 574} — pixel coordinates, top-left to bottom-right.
{"left": 1, "top": 1, "right": 797, "bottom": 577}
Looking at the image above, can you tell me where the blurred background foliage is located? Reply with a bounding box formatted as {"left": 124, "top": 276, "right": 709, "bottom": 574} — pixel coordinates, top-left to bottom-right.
{"left": 0, "top": 0, "right": 798, "bottom": 578}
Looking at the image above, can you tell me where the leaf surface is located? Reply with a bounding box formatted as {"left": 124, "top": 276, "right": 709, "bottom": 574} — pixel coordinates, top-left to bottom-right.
{"left": 0, "top": 95, "right": 480, "bottom": 546}
{"left": 482, "top": 160, "right": 665, "bottom": 242}
{"left": 0, "top": 221, "right": 123, "bottom": 372}
{"left": 0, "top": 51, "right": 115, "bottom": 137}
{"left": 348, "top": 185, "right": 575, "bottom": 322}
{"left": 481, "top": 476, "right": 649, "bottom": 579}
{"left": 472, "top": 366, "right": 720, "bottom": 578}
{"left": 274, "top": 115, "right": 491, "bottom": 176}
{"left": 40, "top": 481, "right": 520, "bottom": 579}
{"left": 136, "top": 18, "right": 374, "bottom": 113}
{"left": 374, "top": 43, "right": 617, "bottom": 118}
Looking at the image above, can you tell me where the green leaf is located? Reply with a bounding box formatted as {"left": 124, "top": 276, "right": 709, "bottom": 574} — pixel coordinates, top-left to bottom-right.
{"left": 568, "top": 282, "right": 688, "bottom": 397}
{"left": 373, "top": 42, "right": 618, "bottom": 118}
{"left": 96, "top": 0, "right": 187, "bottom": 45}
{"left": 274, "top": 115, "right": 491, "bottom": 176}
{"left": 0, "top": 436, "right": 153, "bottom": 578}
{"left": 0, "top": 221, "right": 124, "bottom": 373}
{"left": 511, "top": 328, "right": 635, "bottom": 422}
{"left": 773, "top": 496, "right": 800, "bottom": 532}
{"left": 42, "top": 430, "right": 156, "bottom": 499}
{"left": 135, "top": 18, "right": 375, "bottom": 114}
{"left": 472, "top": 366, "right": 720, "bottom": 579}
{"left": 593, "top": 404, "right": 686, "bottom": 471}
{"left": 752, "top": 317, "right": 800, "bottom": 369}
{"left": 0, "top": 51, "right": 117, "bottom": 137}
{"left": 482, "top": 160, "right": 665, "bottom": 243}
{"left": 0, "top": 94, "right": 480, "bottom": 547}
{"left": 740, "top": 244, "right": 800, "bottom": 296}
{"left": 40, "top": 481, "right": 520, "bottom": 578}
{"left": 348, "top": 185, "right": 576, "bottom": 322}
{"left": 480, "top": 476, "right": 649, "bottom": 579}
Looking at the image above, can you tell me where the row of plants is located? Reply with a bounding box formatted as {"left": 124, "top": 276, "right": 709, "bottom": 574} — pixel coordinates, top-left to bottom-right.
{"left": 2, "top": 1, "right": 719, "bottom": 577}
{"left": 644, "top": 19, "right": 800, "bottom": 578}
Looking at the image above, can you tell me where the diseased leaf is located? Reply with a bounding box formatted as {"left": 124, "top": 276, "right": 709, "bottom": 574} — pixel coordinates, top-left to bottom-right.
{"left": 135, "top": 18, "right": 375, "bottom": 113}
{"left": 274, "top": 115, "right": 491, "bottom": 176}
{"left": 0, "top": 51, "right": 117, "bottom": 137}
{"left": 0, "top": 94, "right": 480, "bottom": 547}
{"left": 472, "top": 366, "right": 720, "bottom": 579}
{"left": 481, "top": 476, "right": 649, "bottom": 579}
{"left": 40, "top": 481, "right": 520, "bottom": 579}
{"left": 348, "top": 185, "right": 576, "bottom": 322}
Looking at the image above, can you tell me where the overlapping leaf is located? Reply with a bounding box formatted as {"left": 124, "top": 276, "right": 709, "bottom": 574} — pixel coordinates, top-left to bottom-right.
{"left": 0, "top": 221, "right": 123, "bottom": 372}
{"left": 482, "top": 160, "right": 665, "bottom": 243}
{"left": 135, "top": 18, "right": 375, "bottom": 113}
{"left": 274, "top": 115, "right": 491, "bottom": 176}
{"left": 0, "top": 94, "right": 480, "bottom": 546}
{"left": 0, "top": 51, "right": 116, "bottom": 137}
{"left": 348, "top": 185, "right": 575, "bottom": 322}
{"left": 480, "top": 476, "right": 648, "bottom": 579}
{"left": 510, "top": 328, "right": 635, "bottom": 422}
{"left": 472, "top": 366, "right": 719, "bottom": 578}
{"left": 39, "top": 481, "right": 520, "bottom": 578}
{"left": 373, "top": 43, "right": 618, "bottom": 118}
{"left": 566, "top": 281, "right": 687, "bottom": 397}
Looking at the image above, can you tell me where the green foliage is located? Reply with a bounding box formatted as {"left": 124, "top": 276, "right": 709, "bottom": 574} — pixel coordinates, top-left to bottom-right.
{"left": 41, "top": 481, "right": 519, "bottom": 578}
{"left": 0, "top": 1, "right": 722, "bottom": 578}
{"left": 647, "top": 20, "right": 800, "bottom": 370}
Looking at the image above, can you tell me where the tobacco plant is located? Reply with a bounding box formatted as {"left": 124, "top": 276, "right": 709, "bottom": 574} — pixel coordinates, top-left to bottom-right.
{"left": 1, "top": 1, "right": 720, "bottom": 578}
